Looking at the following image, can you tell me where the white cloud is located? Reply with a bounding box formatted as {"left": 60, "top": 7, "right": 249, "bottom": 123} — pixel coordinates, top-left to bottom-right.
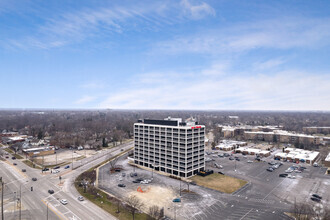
{"left": 181, "top": 0, "right": 215, "bottom": 19}
{"left": 75, "top": 96, "right": 96, "bottom": 105}
{"left": 99, "top": 67, "right": 330, "bottom": 111}
{"left": 252, "top": 58, "right": 286, "bottom": 71}
{"left": 154, "top": 17, "right": 330, "bottom": 55}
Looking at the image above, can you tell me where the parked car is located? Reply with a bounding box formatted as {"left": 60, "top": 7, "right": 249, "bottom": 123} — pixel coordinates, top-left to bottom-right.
{"left": 53, "top": 169, "right": 60, "bottom": 174}
{"left": 287, "top": 175, "right": 296, "bottom": 179}
{"left": 173, "top": 198, "right": 181, "bottom": 203}
{"left": 235, "top": 158, "right": 240, "bottom": 161}
{"left": 78, "top": 196, "right": 84, "bottom": 201}
{"left": 218, "top": 171, "right": 224, "bottom": 175}
{"left": 64, "top": 165, "right": 70, "bottom": 169}
{"left": 311, "top": 197, "right": 321, "bottom": 202}
{"left": 218, "top": 154, "right": 224, "bottom": 158}
{"left": 229, "top": 157, "right": 234, "bottom": 160}
{"left": 247, "top": 160, "right": 253, "bottom": 163}
{"left": 60, "top": 199, "right": 68, "bottom": 205}
{"left": 122, "top": 173, "right": 126, "bottom": 177}
{"left": 279, "top": 174, "right": 288, "bottom": 178}
{"left": 48, "top": 190, "right": 54, "bottom": 194}
{"left": 132, "top": 180, "right": 140, "bottom": 183}
{"left": 5, "top": 156, "right": 9, "bottom": 159}
{"left": 53, "top": 166, "right": 60, "bottom": 169}
{"left": 12, "top": 157, "right": 16, "bottom": 160}
{"left": 266, "top": 168, "right": 274, "bottom": 172}
{"left": 42, "top": 168, "right": 49, "bottom": 171}
{"left": 13, "top": 163, "right": 17, "bottom": 166}
{"left": 312, "top": 194, "right": 322, "bottom": 200}
{"left": 22, "top": 169, "right": 26, "bottom": 172}
{"left": 32, "top": 177, "right": 37, "bottom": 181}
{"left": 118, "top": 184, "right": 126, "bottom": 187}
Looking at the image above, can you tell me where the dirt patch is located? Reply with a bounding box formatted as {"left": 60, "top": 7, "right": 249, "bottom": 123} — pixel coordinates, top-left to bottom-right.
{"left": 191, "top": 173, "right": 247, "bottom": 194}
{"left": 128, "top": 185, "right": 176, "bottom": 211}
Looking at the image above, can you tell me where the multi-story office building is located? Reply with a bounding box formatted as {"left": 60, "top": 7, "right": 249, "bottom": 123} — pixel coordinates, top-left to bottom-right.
{"left": 134, "top": 117, "right": 205, "bottom": 178}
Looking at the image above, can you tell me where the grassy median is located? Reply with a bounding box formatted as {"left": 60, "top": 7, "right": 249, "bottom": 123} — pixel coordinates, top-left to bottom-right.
{"left": 191, "top": 173, "right": 248, "bottom": 194}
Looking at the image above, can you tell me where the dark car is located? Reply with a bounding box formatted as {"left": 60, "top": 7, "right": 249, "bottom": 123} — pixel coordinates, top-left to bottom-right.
{"left": 235, "top": 158, "right": 240, "bottom": 161}
{"left": 224, "top": 153, "right": 230, "bottom": 157}
{"left": 311, "top": 197, "right": 321, "bottom": 202}
{"left": 312, "top": 194, "right": 322, "bottom": 200}
{"left": 279, "top": 174, "right": 288, "bottom": 177}
{"left": 5, "top": 156, "right": 9, "bottom": 159}
{"left": 12, "top": 157, "right": 16, "bottom": 160}
{"left": 42, "top": 168, "right": 49, "bottom": 171}
{"left": 267, "top": 168, "right": 274, "bottom": 172}
{"left": 64, "top": 165, "right": 70, "bottom": 169}
{"left": 22, "top": 169, "right": 26, "bottom": 172}
{"left": 32, "top": 177, "right": 37, "bottom": 181}
{"left": 118, "top": 184, "right": 126, "bottom": 187}
{"left": 13, "top": 163, "right": 17, "bottom": 165}
{"left": 115, "top": 169, "right": 121, "bottom": 172}
{"left": 136, "top": 178, "right": 143, "bottom": 182}
{"left": 132, "top": 180, "right": 140, "bottom": 183}
{"left": 229, "top": 157, "right": 234, "bottom": 160}
{"left": 218, "top": 171, "right": 224, "bottom": 175}
{"left": 48, "top": 190, "right": 54, "bottom": 194}
{"left": 53, "top": 166, "right": 60, "bottom": 169}
{"left": 190, "top": 182, "right": 197, "bottom": 185}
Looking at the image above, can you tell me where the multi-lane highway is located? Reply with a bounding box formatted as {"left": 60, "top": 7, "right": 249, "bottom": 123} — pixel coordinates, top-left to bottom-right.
{"left": 0, "top": 141, "right": 133, "bottom": 220}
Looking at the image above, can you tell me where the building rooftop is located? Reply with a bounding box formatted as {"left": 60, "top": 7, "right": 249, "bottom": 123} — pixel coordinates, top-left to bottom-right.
{"left": 137, "top": 117, "right": 201, "bottom": 127}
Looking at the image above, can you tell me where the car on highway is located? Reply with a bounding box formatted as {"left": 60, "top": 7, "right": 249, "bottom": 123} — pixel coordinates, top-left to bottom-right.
{"left": 32, "top": 177, "right": 37, "bottom": 181}
{"left": 12, "top": 157, "right": 16, "bottom": 160}
{"left": 22, "top": 169, "right": 26, "bottom": 172}
{"left": 48, "top": 190, "right": 54, "bottom": 194}
{"left": 64, "top": 165, "right": 70, "bottom": 169}
{"left": 173, "top": 198, "right": 181, "bottom": 203}
{"left": 279, "top": 174, "right": 288, "bottom": 177}
{"left": 60, "top": 199, "right": 68, "bottom": 205}
{"left": 247, "top": 160, "right": 253, "bottom": 163}
{"left": 118, "top": 184, "right": 126, "bottom": 187}
{"left": 312, "top": 194, "right": 322, "bottom": 200}
{"left": 13, "top": 163, "right": 17, "bottom": 166}
{"left": 311, "top": 197, "right": 321, "bottom": 202}
{"left": 78, "top": 196, "right": 84, "bottom": 201}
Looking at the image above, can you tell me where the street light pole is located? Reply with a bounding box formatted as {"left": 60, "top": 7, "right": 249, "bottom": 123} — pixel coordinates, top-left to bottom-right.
{"left": 19, "top": 185, "right": 21, "bottom": 220}
{"left": 46, "top": 202, "right": 49, "bottom": 220}
{"left": 1, "top": 180, "right": 4, "bottom": 220}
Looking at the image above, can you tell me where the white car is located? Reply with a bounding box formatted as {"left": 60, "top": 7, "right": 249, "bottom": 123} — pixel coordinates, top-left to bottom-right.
{"left": 53, "top": 169, "right": 60, "bottom": 174}
{"left": 60, "top": 199, "right": 68, "bottom": 205}
{"left": 287, "top": 175, "right": 296, "bottom": 179}
{"left": 247, "top": 160, "right": 253, "bottom": 163}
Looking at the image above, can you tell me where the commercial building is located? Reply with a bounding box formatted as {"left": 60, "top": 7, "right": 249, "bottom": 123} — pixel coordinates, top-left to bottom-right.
{"left": 235, "top": 147, "right": 270, "bottom": 157}
{"left": 303, "top": 127, "right": 330, "bottom": 135}
{"left": 324, "top": 152, "right": 330, "bottom": 168}
{"left": 216, "top": 140, "right": 247, "bottom": 151}
{"left": 244, "top": 130, "right": 321, "bottom": 146}
{"left": 22, "top": 146, "right": 55, "bottom": 157}
{"left": 274, "top": 148, "right": 319, "bottom": 165}
{"left": 134, "top": 117, "right": 205, "bottom": 178}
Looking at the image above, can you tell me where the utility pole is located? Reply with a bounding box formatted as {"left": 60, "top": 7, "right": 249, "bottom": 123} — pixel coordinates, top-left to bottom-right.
{"left": 46, "top": 202, "right": 49, "bottom": 220}
{"left": 19, "top": 185, "right": 21, "bottom": 220}
{"left": 1, "top": 180, "right": 4, "bottom": 220}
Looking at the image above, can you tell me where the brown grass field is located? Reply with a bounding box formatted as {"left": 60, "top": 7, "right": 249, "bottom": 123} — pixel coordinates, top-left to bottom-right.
{"left": 191, "top": 173, "right": 247, "bottom": 193}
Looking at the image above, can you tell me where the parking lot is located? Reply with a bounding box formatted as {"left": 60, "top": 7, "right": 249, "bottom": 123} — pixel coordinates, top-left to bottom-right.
{"left": 97, "top": 149, "right": 329, "bottom": 220}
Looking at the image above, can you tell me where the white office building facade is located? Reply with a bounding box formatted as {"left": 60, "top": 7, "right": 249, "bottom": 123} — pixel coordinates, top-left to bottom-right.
{"left": 134, "top": 118, "right": 205, "bottom": 178}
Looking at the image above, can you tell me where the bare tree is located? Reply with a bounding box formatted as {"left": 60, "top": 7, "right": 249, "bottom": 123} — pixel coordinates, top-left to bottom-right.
{"left": 291, "top": 201, "right": 314, "bottom": 220}
{"left": 109, "top": 157, "right": 119, "bottom": 171}
{"left": 148, "top": 205, "right": 161, "bottom": 220}
{"left": 125, "top": 195, "right": 144, "bottom": 220}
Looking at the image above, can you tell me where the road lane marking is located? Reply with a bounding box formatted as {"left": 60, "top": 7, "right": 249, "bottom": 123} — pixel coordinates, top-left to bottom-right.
{"left": 41, "top": 199, "right": 66, "bottom": 220}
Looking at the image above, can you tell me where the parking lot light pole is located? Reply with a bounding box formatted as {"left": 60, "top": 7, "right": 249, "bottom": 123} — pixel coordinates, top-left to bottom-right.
{"left": 235, "top": 160, "right": 237, "bottom": 172}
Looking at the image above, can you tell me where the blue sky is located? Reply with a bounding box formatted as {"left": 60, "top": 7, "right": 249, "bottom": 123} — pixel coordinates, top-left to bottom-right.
{"left": 1, "top": 0, "right": 330, "bottom": 110}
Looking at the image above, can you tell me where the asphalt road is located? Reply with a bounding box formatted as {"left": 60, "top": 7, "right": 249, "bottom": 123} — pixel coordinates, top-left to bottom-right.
{"left": 0, "top": 141, "right": 133, "bottom": 220}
